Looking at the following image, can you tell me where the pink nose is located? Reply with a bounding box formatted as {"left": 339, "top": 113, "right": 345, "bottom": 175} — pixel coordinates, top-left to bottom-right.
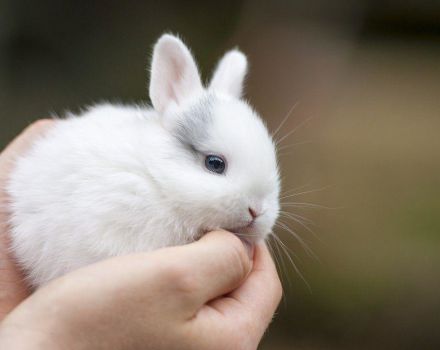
{"left": 248, "top": 207, "right": 259, "bottom": 219}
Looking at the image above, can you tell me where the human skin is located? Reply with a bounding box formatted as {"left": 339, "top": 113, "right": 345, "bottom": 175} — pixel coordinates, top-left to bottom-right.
{"left": 0, "top": 120, "right": 54, "bottom": 320}
{"left": 0, "top": 120, "right": 282, "bottom": 350}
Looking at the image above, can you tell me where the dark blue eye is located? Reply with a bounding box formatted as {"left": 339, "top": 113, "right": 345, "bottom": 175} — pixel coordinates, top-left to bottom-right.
{"left": 205, "top": 155, "right": 226, "bottom": 174}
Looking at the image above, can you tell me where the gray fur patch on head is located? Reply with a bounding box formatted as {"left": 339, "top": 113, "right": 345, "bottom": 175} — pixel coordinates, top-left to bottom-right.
{"left": 173, "top": 94, "right": 215, "bottom": 152}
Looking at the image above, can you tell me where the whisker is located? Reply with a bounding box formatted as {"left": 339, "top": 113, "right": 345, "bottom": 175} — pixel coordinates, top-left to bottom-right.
{"left": 276, "top": 221, "right": 310, "bottom": 251}
{"left": 268, "top": 234, "right": 292, "bottom": 296}
{"left": 279, "top": 210, "right": 315, "bottom": 226}
{"left": 271, "top": 232, "right": 311, "bottom": 292}
{"left": 281, "top": 202, "right": 337, "bottom": 210}
{"left": 280, "top": 183, "right": 313, "bottom": 196}
{"left": 279, "top": 212, "right": 322, "bottom": 245}
{"left": 271, "top": 231, "right": 302, "bottom": 263}
{"left": 276, "top": 115, "right": 315, "bottom": 146}
{"left": 279, "top": 185, "right": 332, "bottom": 200}
{"left": 272, "top": 102, "right": 299, "bottom": 139}
{"left": 277, "top": 140, "right": 313, "bottom": 152}
{"left": 276, "top": 221, "right": 318, "bottom": 260}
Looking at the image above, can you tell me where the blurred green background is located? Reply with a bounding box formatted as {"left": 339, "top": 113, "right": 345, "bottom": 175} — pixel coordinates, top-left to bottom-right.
{"left": 1, "top": 1, "right": 439, "bottom": 348}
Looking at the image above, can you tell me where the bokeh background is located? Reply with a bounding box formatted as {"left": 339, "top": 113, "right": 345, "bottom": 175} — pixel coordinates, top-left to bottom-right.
{"left": 1, "top": 1, "right": 439, "bottom": 348}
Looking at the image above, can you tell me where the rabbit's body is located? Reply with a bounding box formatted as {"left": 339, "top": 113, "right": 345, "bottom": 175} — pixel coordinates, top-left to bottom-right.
{"left": 7, "top": 35, "right": 280, "bottom": 287}
{"left": 9, "top": 105, "right": 185, "bottom": 285}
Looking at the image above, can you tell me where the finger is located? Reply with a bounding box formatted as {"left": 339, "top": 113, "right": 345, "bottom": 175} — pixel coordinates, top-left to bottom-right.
{"left": 0, "top": 119, "right": 55, "bottom": 320}
{"left": 208, "top": 242, "right": 282, "bottom": 327}
{"left": 156, "top": 230, "right": 253, "bottom": 309}
{"left": 0, "top": 119, "right": 55, "bottom": 175}
{"left": 187, "top": 244, "right": 281, "bottom": 349}
{"left": 25, "top": 231, "right": 253, "bottom": 322}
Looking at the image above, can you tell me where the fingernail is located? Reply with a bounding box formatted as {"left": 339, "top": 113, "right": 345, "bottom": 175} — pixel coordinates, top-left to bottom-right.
{"left": 241, "top": 239, "right": 255, "bottom": 259}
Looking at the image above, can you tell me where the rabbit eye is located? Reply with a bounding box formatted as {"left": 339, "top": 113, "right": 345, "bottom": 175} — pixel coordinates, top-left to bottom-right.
{"left": 205, "top": 155, "right": 226, "bottom": 174}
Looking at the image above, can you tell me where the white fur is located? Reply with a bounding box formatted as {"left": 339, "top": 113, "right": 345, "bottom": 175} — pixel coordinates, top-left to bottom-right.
{"left": 7, "top": 34, "right": 280, "bottom": 287}
{"left": 149, "top": 34, "right": 203, "bottom": 114}
{"left": 209, "top": 49, "right": 248, "bottom": 98}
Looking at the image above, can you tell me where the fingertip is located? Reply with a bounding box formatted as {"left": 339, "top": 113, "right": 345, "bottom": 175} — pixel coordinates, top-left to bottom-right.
{"left": 242, "top": 239, "right": 255, "bottom": 260}
{"left": 202, "top": 230, "right": 253, "bottom": 275}
{"left": 180, "top": 230, "right": 253, "bottom": 305}
{"left": 254, "top": 243, "right": 283, "bottom": 299}
{"left": 22, "top": 119, "right": 55, "bottom": 138}
{"left": 201, "top": 230, "right": 254, "bottom": 260}
{"left": 254, "top": 242, "right": 276, "bottom": 270}
{"left": 225, "top": 241, "right": 283, "bottom": 315}
{"left": 1, "top": 119, "right": 55, "bottom": 158}
{"left": 27, "top": 119, "right": 55, "bottom": 131}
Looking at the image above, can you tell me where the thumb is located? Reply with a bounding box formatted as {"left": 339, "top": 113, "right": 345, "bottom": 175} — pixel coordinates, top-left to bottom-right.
{"left": 169, "top": 230, "right": 253, "bottom": 307}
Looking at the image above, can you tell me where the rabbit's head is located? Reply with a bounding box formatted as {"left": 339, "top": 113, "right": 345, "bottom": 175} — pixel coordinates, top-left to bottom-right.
{"left": 149, "top": 34, "right": 280, "bottom": 242}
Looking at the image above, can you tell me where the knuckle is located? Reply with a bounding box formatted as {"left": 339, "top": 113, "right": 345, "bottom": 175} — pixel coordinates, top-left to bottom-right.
{"left": 161, "top": 260, "right": 199, "bottom": 296}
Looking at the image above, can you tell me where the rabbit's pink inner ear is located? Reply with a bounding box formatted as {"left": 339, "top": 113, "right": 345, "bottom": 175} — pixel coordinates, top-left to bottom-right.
{"left": 149, "top": 34, "right": 203, "bottom": 114}
{"left": 209, "top": 49, "right": 248, "bottom": 99}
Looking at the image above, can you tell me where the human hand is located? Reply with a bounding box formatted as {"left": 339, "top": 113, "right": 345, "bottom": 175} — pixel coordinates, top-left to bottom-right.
{"left": 0, "top": 121, "right": 282, "bottom": 349}
{"left": 0, "top": 231, "right": 282, "bottom": 350}
{"left": 0, "top": 120, "right": 54, "bottom": 320}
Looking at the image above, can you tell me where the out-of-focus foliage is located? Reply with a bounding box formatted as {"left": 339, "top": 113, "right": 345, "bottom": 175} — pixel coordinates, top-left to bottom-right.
{"left": 1, "top": 1, "right": 439, "bottom": 349}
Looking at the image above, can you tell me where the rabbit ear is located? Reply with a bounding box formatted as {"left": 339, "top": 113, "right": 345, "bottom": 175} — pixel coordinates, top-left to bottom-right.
{"left": 149, "top": 34, "right": 203, "bottom": 113}
{"left": 209, "top": 49, "right": 248, "bottom": 98}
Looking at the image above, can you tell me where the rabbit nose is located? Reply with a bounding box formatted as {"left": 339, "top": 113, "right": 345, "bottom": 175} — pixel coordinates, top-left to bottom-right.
{"left": 248, "top": 207, "right": 259, "bottom": 219}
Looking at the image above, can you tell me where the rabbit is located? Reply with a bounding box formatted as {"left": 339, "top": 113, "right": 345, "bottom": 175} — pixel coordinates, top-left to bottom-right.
{"left": 6, "top": 34, "right": 280, "bottom": 288}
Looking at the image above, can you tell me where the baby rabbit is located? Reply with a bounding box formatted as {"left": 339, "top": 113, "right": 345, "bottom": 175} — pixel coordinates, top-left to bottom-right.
{"left": 7, "top": 34, "right": 280, "bottom": 287}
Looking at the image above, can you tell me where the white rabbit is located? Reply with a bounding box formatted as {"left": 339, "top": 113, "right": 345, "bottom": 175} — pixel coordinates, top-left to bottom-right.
{"left": 7, "top": 34, "right": 280, "bottom": 287}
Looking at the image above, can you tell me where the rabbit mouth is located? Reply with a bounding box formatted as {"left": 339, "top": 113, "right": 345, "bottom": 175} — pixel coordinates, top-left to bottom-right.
{"left": 197, "top": 220, "right": 260, "bottom": 242}
{"left": 199, "top": 223, "right": 253, "bottom": 234}
{"left": 225, "top": 219, "right": 258, "bottom": 236}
